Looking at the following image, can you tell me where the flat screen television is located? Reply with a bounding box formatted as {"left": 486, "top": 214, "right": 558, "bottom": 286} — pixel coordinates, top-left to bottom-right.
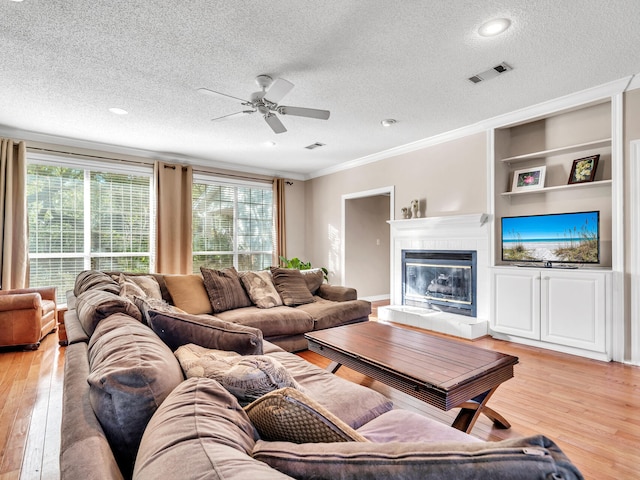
{"left": 501, "top": 211, "right": 600, "bottom": 265}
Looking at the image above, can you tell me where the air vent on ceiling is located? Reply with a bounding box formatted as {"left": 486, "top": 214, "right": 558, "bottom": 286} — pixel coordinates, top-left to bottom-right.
{"left": 305, "top": 142, "right": 325, "bottom": 150}
{"left": 468, "top": 62, "right": 512, "bottom": 84}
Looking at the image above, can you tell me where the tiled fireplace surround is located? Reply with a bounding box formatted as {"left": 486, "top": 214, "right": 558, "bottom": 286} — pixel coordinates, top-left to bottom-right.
{"left": 378, "top": 213, "right": 490, "bottom": 339}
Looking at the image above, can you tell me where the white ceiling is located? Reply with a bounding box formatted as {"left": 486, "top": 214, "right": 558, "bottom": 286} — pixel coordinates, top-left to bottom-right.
{"left": 1, "top": 1, "right": 640, "bottom": 179}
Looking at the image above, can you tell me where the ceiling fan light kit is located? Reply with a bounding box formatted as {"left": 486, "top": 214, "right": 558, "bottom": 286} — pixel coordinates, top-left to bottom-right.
{"left": 199, "top": 74, "right": 330, "bottom": 134}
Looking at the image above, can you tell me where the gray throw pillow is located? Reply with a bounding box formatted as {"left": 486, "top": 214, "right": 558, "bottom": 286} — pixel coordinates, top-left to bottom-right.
{"left": 270, "top": 267, "right": 315, "bottom": 306}
{"left": 147, "top": 309, "right": 263, "bottom": 355}
{"left": 239, "top": 270, "right": 283, "bottom": 309}
{"left": 201, "top": 266, "right": 252, "bottom": 313}
{"left": 300, "top": 268, "right": 324, "bottom": 295}
{"left": 174, "top": 344, "right": 299, "bottom": 405}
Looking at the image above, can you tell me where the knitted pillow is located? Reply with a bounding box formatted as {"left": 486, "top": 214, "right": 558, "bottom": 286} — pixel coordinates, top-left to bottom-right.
{"left": 239, "top": 270, "right": 283, "bottom": 309}
{"left": 119, "top": 274, "right": 162, "bottom": 300}
{"left": 201, "top": 267, "right": 252, "bottom": 313}
{"left": 244, "top": 387, "right": 369, "bottom": 444}
{"left": 270, "top": 267, "right": 314, "bottom": 306}
{"left": 174, "top": 344, "right": 297, "bottom": 405}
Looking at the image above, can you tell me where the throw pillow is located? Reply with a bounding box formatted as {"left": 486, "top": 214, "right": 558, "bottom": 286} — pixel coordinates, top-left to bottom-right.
{"left": 119, "top": 274, "right": 162, "bottom": 300}
{"left": 163, "top": 274, "right": 213, "bottom": 315}
{"left": 201, "top": 266, "right": 252, "bottom": 313}
{"left": 118, "top": 274, "right": 147, "bottom": 301}
{"left": 87, "top": 313, "right": 184, "bottom": 478}
{"left": 147, "top": 309, "right": 263, "bottom": 355}
{"left": 300, "top": 268, "right": 324, "bottom": 295}
{"left": 244, "top": 387, "right": 369, "bottom": 443}
{"left": 239, "top": 270, "right": 283, "bottom": 309}
{"left": 76, "top": 289, "right": 143, "bottom": 337}
{"left": 174, "top": 344, "right": 299, "bottom": 405}
{"left": 270, "top": 267, "right": 315, "bottom": 306}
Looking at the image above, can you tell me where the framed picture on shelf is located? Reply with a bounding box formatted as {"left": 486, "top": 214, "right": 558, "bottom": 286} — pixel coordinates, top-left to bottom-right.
{"left": 511, "top": 166, "right": 546, "bottom": 192}
{"left": 568, "top": 154, "right": 599, "bottom": 184}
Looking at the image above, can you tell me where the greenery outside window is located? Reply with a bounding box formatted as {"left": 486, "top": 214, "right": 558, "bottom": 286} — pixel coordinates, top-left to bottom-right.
{"left": 192, "top": 176, "right": 274, "bottom": 273}
{"left": 27, "top": 156, "right": 154, "bottom": 303}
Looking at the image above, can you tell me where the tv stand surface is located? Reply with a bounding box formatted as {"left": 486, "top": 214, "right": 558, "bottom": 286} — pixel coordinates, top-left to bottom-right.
{"left": 514, "top": 262, "right": 579, "bottom": 269}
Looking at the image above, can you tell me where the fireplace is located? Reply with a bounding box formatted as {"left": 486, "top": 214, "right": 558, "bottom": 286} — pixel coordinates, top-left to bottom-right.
{"left": 402, "top": 250, "right": 477, "bottom": 317}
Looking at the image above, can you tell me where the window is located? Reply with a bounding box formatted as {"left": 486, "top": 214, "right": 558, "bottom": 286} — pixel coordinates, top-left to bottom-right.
{"left": 27, "top": 156, "right": 154, "bottom": 303}
{"left": 192, "top": 177, "right": 274, "bottom": 273}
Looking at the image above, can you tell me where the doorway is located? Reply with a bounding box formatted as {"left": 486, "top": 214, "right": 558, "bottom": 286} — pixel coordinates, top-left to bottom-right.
{"left": 342, "top": 186, "right": 394, "bottom": 301}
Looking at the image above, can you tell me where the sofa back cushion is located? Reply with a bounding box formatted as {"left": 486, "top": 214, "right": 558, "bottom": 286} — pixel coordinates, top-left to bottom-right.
{"left": 133, "top": 377, "right": 292, "bottom": 480}
{"left": 147, "top": 309, "right": 263, "bottom": 355}
{"left": 163, "top": 274, "right": 213, "bottom": 315}
{"left": 270, "top": 268, "right": 314, "bottom": 306}
{"left": 201, "top": 266, "right": 252, "bottom": 313}
{"left": 87, "top": 313, "right": 184, "bottom": 478}
{"left": 252, "top": 435, "right": 584, "bottom": 480}
{"left": 74, "top": 270, "right": 120, "bottom": 296}
{"left": 76, "top": 289, "right": 142, "bottom": 337}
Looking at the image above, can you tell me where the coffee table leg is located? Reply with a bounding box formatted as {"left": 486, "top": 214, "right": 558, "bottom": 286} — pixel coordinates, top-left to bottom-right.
{"left": 452, "top": 387, "right": 510, "bottom": 433}
{"left": 326, "top": 361, "right": 342, "bottom": 374}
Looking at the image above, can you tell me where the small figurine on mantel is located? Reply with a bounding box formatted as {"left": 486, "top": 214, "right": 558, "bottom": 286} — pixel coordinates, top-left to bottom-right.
{"left": 401, "top": 207, "right": 410, "bottom": 219}
{"left": 411, "top": 199, "right": 420, "bottom": 218}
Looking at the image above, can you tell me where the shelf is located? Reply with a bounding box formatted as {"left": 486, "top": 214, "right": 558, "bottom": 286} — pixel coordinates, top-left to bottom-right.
{"left": 501, "top": 179, "right": 612, "bottom": 197}
{"left": 500, "top": 138, "right": 611, "bottom": 164}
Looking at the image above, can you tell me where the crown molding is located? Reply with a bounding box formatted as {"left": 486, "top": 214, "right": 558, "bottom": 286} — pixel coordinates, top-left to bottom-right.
{"left": 307, "top": 76, "right": 634, "bottom": 180}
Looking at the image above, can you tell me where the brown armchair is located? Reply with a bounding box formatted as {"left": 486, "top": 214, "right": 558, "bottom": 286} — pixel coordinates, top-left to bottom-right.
{"left": 0, "top": 287, "right": 57, "bottom": 350}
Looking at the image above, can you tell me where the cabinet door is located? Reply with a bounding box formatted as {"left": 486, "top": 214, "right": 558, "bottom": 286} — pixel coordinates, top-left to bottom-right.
{"left": 541, "top": 271, "right": 607, "bottom": 352}
{"left": 491, "top": 268, "right": 540, "bottom": 339}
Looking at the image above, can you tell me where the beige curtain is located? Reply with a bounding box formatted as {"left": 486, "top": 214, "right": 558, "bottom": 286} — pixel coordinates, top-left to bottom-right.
{"left": 0, "top": 139, "right": 29, "bottom": 290}
{"left": 273, "top": 178, "right": 286, "bottom": 265}
{"left": 154, "top": 162, "right": 193, "bottom": 274}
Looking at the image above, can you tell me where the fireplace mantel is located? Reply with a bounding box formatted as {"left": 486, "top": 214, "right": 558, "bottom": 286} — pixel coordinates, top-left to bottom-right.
{"left": 388, "top": 213, "right": 489, "bottom": 231}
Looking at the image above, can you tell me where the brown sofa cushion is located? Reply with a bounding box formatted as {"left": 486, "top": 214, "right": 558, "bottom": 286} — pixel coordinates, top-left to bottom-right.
{"left": 201, "top": 266, "right": 252, "bottom": 313}
{"left": 175, "top": 344, "right": 300, "bottom": 405}
{"left": 87, "top": 313, "right": 184, "bottom": 478}
{"left": 267, "top": 350, "right": 393, "bottom": 429}
{"left": 300, "top": 268, "right": 324, "bottom": 295}
{"left": 133, "top": 377, "right": 292, "bottom": 480}
{"left": 251, "top": 435, "right": 584, "bottom": 480}
{"left": 74, "top": 270, "right": 120, "bottom": 296}
{"left": 76, "top": 289, "right": 142, "bottom": 336}
{"left": 215, "top": 305, "right": 314, "bottom": 338}
{"left": 163, "top": 274, "right": 213, "bottom": 315}
{"left": 146, "top": 309, "right": 263, "bottom": 355}
{"left": 270, "top": 267, "right": 314, "bottom": 306}
{"left": 244, "top": 387, "right": 369, "bottom": 444}
{"left": 239, "top": 270, "right": 283, "bottom": 309}
{"left": 296, "top": 297, "right": 371, "bottom": 330}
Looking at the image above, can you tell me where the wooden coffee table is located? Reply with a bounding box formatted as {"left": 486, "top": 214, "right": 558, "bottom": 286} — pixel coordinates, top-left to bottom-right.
{"left": 305, "top": 321, "right": 518, "bottom": 433}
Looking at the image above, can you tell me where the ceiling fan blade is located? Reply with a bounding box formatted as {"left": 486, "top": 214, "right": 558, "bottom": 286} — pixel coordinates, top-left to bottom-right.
{"left": 264, "top": 113, "right": 287, "bottom": 134}
{"left": 211, "top": 110, "right": 254, "bottom": 122}
{"left": 278, "top": 105, "right": 330, "bottom": 120}
{"left": 198, "top": 87, "right": 250, "bottom": 104}
{"left": 263, "top": 78, "right": 294, "bottom": 104}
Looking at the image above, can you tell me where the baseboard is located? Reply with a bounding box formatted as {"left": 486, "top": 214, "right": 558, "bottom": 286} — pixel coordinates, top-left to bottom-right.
{"left": 360, "top": 294, "right": 390, "bottom": 302}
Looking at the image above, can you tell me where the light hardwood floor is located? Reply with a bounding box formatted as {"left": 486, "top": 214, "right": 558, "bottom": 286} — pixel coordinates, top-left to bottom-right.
{"left": 2, "top": 309, "right": 639, "bottom": 480}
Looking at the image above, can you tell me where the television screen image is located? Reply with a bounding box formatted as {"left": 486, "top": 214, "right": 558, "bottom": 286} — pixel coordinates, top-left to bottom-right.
{"left": 501, "top": 211, "right": 600, "bottom": 264}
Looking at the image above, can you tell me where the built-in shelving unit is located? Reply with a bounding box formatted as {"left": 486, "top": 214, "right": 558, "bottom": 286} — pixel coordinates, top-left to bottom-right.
{"left": 500, "top": 138, "right": 611, "bottom": 164}
{"left": 500, "top": 179, "right": 612, "bottom": 196}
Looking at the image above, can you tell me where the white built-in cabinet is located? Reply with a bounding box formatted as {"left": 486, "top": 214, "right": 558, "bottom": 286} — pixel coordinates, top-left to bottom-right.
{"left": 491, "top": 267, "right": 611, "bottom": 360}
{"left": 490, "top": 94, "right": 622, "bottom": 361}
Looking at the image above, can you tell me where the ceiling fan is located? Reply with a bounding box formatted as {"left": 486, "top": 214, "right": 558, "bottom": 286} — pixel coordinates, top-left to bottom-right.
{"left": 198, "top": 74, "right": 330, "bottom": 134}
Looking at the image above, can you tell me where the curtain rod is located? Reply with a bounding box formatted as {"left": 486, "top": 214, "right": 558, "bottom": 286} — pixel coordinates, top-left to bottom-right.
{"left": 27, "top": 146, "right": 276, "bottom": 182}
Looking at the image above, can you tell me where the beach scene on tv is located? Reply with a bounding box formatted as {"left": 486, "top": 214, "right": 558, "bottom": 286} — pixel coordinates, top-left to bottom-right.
{"left": 502, "top": 211, "right": 599, "bottom": 264}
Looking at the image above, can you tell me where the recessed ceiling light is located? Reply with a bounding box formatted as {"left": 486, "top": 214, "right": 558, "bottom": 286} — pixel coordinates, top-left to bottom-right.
{"left": 478, "top": 18, "right": 511, "bottom": 37}
{"left": 263, "top": 141, "right": 277, "bottom": 147}
{"left": 381, "top": 119, "right": 397, "bottom": 127}
{"left": 108, "top": 107, "right": 128, "bottom": 115}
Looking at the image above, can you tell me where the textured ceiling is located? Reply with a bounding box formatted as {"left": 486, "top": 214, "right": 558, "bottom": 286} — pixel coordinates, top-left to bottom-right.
{"left": 1, "top": 1, "right": 640, "bottom": 179}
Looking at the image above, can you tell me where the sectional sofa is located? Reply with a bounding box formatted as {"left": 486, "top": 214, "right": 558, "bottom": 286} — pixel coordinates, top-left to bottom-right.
{"left": 60, "top": 269, "right": 583, "bottom": 479}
